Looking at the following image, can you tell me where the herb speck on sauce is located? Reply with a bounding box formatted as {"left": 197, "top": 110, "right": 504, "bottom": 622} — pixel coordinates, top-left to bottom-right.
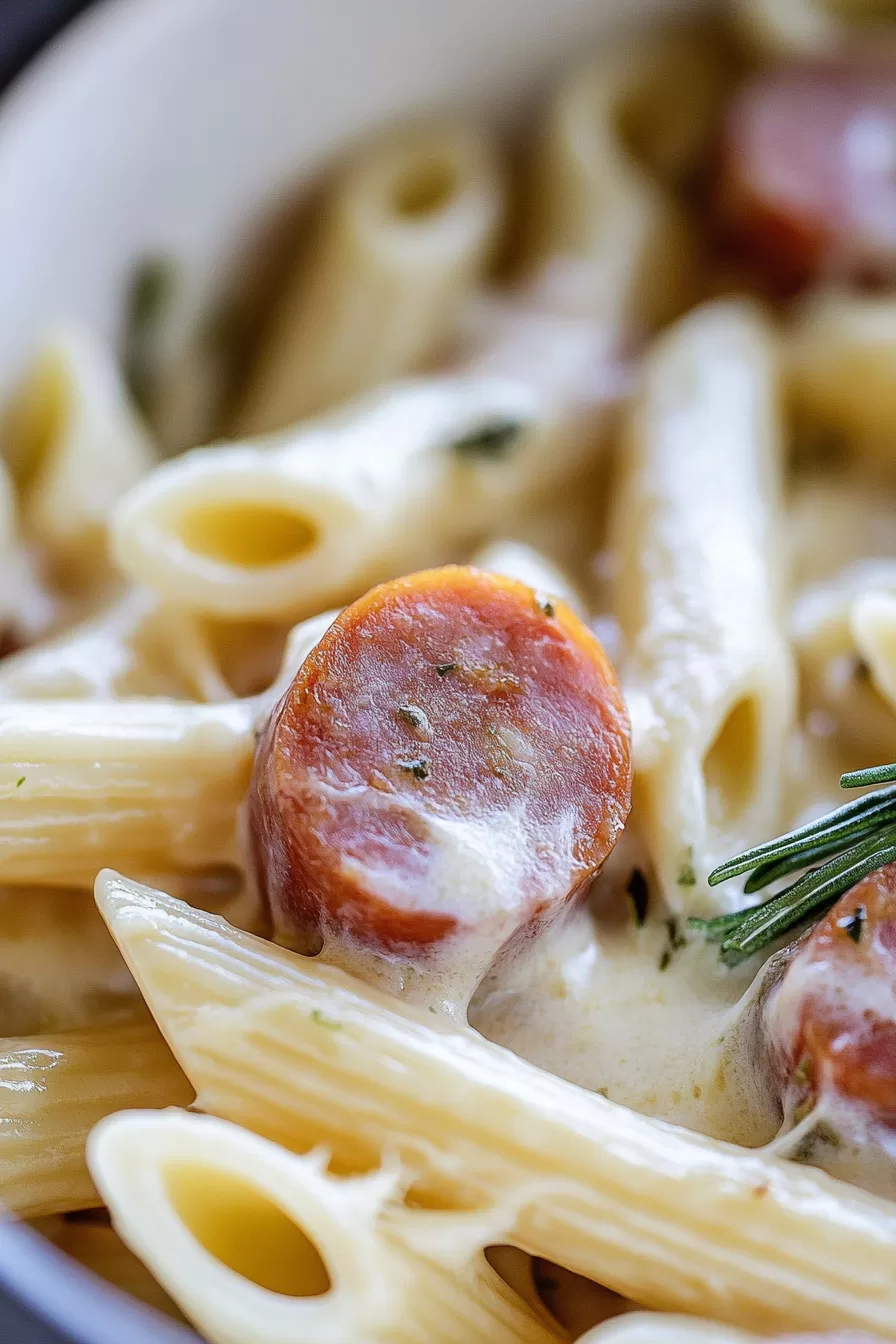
{"left": 837, "top": 904, "right": 866, "bottom": 943}
{"left": 449, "top": 419, "right": 525, "bottom": 459}
{"left": 626, "top": 869, "right": 649, "bottom": 927}
{"left": 535, "top": 591, "right": 556, "bottom": 618}
{"left": 435, "top": 661, "right": 457, "bottom": 678}
{"left": 397, "top": 703, "right": 431, "bottom": 735}
{"left": 397, "top": 757, "right": 431, "bottom": 781}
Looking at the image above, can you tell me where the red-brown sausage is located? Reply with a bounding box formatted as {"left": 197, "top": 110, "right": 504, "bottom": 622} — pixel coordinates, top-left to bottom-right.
{"left": 715, "top": 61, "right": 896, "bottom": 291}
{"left": 763, "top": 864, "right": 896, "bottom": 1127}
{"left": 250, "top": 565, "right": 631, "bottom": 966}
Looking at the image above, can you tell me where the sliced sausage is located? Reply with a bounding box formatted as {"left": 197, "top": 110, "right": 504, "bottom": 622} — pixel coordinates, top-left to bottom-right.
{"left": 250, "top": 565, "right": 631, "bottom": 974}
{"left": 716, "top": 61, "right": 896, "bottom": 291}
{"left": 763, "top": 864, "right": 896, "bottom": 1127}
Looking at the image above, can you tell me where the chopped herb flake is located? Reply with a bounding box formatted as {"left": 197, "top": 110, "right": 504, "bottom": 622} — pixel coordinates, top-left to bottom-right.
{"left": 397, "top": 757, "right": 430, "bottom": 781}
{"left": 310, "top": 1009, "right": 341, "bottom": 1030}
{"left": 123, "top": 254, "right": 179, "bottom": 412}
{"left": 658, "top": 949, "right": 672, "bottom": 971}
{"left": 535, "top": 592, "right": 556, "bottom": 618}
{"left": 626, "top": 868, "right": 649, "bottom": 927}
{"left": 435, "top": 662, "right": 457, "bottom": 678}
{"left": 15, "top": 777, "right": 24, "bottom": 790}
{"left": 449, "top": 419, "right": 525, "bottom": 459}
{"left": 837, "top": 904, "right": 867, "bottom": 943}
{"left": 397, "top": 703, "right": 431, "bottom": 734}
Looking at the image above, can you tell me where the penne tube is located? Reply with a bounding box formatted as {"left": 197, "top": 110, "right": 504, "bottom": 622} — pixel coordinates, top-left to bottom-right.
{"left": 0, "top": 1022, "right": 191, "bottom": 1218}
{"left": 0, "top": 699, "right": 254, "bottom": 886}
{"left": 89, "top": 1109, "right": 558, "bottom": 1344}
{"left": 97, "top": 873, "right": 896, "bottom": 1340}
{"left": 611, "top": 300, "right": 795, "bottom": 912}
{"left": 792, "top": 562, "right": 896, "bottom": 762}
{"left": 786, "top": 292, "right": 896, "bottom": 467}
{"left": 0, "top": 587, "right": 231, "bottom": 702}
{"left": 583, "top": 1316, "right": 754, "bottom": 1344}
{"left": 520, "top": 29, "right": 729, "bottom": 331}
{"left": 0, "top": 325, "right": 155, "bottom": 589}
{"left": 112, "top": 370, "right": 610, "bottom": 620}
{"left": 735, "top": 0, "right": 894, "bottom": 55}
{"left": 234, "top": 122, "right": 505, "bottom": 436}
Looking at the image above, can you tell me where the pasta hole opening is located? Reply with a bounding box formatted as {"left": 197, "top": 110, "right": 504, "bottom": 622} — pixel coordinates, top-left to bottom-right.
{"left": 390, "top": 158, "right": 460, "bottom": 219}
{"left": 176, "top": 501, "right": 318, "bottom": 569}
{"left": 703, "top": 695, "right": 760, "bottom": 831}
{"left": 162, "top": 1159, "right": 331, "bottom": 1297}
{"left": 1, "top": 359, "right": 67, "bottom": 492}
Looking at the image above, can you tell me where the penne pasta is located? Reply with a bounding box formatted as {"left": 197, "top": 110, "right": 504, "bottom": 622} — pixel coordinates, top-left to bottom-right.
{"left": 95, "top": 873, "right": 896, "bottom": 1339}
{"left": 235, "top": 122, "right": 505, "bottom": 435}
{"left": 89, "top": 1109, "right": 559, "bottom": 1344}
{"left": 520, "top": 29, "right": 729, "bottom": 331}
{"left": 111, "top": 371, "right": 610, "bottom": 620}
{"left": 0, "top": 699, "right": 254, "bottom": 886}
{"left": 611, "top": 300, "right": 795, "bottom": 911}
{"left": 0, "top": 325, "right": 155, "bottom": 590}
{"left": 583, "top": 1316, "right": 755, "bottom": 1343}
{"left": 786, "top": 292, "right": 896, "bottom": 467}
{"left": 735, "top": 0, "right": 896, "bottom": 55}
{"left": 0, "top": 1022, "right": 191, "bottom": 1218}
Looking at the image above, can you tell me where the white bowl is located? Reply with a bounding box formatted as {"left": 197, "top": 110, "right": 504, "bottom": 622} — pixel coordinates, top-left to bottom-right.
{"left": 0, "top": 0, "right": 700, "bottom": 396}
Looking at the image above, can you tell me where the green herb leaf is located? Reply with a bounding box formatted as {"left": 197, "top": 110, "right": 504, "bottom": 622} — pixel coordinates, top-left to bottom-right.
{"left": 14, "top": 777, "right": 24, "bottom": 790}
{"left": 310, "top": 1009, "right": 341, "bottom": 1030}
{"left": 397, "top": 757, "right": 430, "bottom": 781}
{"left": 692, "top": 761, "right": 896, "bottom": 963}
{"left": 449, "top": 419, "right": 525, "bottom": 459}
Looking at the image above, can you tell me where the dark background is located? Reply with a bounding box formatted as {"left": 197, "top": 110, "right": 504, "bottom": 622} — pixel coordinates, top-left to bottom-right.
{"left": 0, "top": 0, "right": 93, "bottom": 91}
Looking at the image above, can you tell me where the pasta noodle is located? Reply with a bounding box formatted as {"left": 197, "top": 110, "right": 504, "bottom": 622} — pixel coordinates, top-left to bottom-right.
{"left": 0, "top": 588, "right": 230, "bottom": 702}
{"left": 89, "top": 1109, "right": 558, "bottom": 1344}
{"left": 111, "top": 372, "right": 607, "bottom": 619}
{"left": 234, "top": 123, "right": 505, "bottom": 436}
{"left": 95, "top": 872, "right": 896, "bottom": 1339}
{"left": 735, "top": 0, "right": 896, "bottom": 55}
{"left": 0, "top": 324, "right": 155, "bottom": 589}
{"left": 786, "top": 292, "right": 896, "bottom": 465}
{"left": 520, "top": 29, "right": 729, "bottom": 331}
{"left": 611, "top": 299, "right": 795, "bottom": 911}
{"left": 0, "top": 699, "right": 254, "bottom": 886}
{"left": 0, "top": 1022, "right": 190, "bottom": 1219}
{"left": 583, "top": 1316, "right": 755, "bottom": 1343}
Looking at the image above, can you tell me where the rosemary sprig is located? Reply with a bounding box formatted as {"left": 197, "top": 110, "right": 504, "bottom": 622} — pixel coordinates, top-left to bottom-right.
{"left": 690, "top": 763, "right": 896, "bottom": 966}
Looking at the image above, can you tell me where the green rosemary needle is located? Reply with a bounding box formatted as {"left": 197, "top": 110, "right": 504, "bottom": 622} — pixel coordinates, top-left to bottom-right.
{"left": 690, "top": 763, "right": 896, "bottom": 965}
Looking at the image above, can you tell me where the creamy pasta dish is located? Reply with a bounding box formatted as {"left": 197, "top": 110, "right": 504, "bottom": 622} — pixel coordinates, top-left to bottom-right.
{"left": 6, "top": 2, "right": 896, "bottom": 1341}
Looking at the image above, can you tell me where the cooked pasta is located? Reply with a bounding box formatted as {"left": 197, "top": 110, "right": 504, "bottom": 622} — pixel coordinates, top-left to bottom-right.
{"left": 111, "top": 371, "right": 607, "bottom": 619}
{"left": 0, "top": 324, "right": 155, "bottom": 589}
{"left": 0, "top": 699, "right": 254, "bottom": 885}
{"left": 5, "top": 18, "right": 896, "bottom": 1343}
{"left": 735, "top": 0, "right": 896, "bottom": 55}
{"left": 521, "top": 29, "right": 729, "bottom": 331}
{"left": 611, "top": 299, "right": 795, "bottom": 911}
{"left": 89, "top": 1109, "right": 558, "bottom": 1344}
{"left": 235, "top": 122, "right": 505, "bottom": 436}
{"left": 94, "top": 873, "right": 896, "bottom": 1339}
{"left": 0, "top": 1022, "right": 190, "bottom": 1219}
{"left": 786, "top": 292, "right": 896, "bottom": 465}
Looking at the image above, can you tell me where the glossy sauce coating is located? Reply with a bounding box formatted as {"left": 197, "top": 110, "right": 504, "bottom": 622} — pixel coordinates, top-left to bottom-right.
{"left": 764, "top": 864, "right": 896, "bottom": 1126}
{"left": 716, "top": 61, "right": 896, "bottom": 290}
{"left": 250, "top": 565, "right": 631, "bottom": 969}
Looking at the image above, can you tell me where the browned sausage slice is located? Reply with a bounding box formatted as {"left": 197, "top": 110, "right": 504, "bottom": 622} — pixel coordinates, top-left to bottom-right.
{"left": 716, "top": 61, "right": 896, "bottom": 291}
{"left": 764, "top": 864, "right": 896, "bottom": 1128}
{"left": 250, "top": 565, "right": 631, "bottom": 978}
